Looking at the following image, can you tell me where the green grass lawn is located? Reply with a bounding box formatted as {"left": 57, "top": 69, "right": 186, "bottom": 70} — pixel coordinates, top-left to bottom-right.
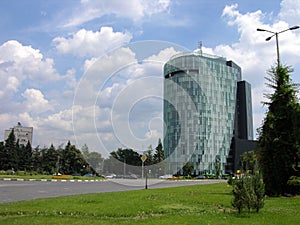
{"left": 0, "top": 183, "right": 299, "bottom": 224}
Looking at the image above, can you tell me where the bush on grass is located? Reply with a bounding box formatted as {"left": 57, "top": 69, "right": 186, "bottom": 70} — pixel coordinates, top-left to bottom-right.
{"left": 286, "top": 176, "right": 300, "bottom": 195}
{"left": 231, "top": 173, "right": 265, "bottom": 214}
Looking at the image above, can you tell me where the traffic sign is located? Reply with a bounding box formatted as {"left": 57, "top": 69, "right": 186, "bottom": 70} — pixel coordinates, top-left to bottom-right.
{"left": 141, "top": 154, "right": 147, "bottom": 162}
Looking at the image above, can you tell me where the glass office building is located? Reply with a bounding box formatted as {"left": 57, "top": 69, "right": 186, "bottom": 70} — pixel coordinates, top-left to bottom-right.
{"left": 163, "top": 52, "right": 252, "bottom": 175}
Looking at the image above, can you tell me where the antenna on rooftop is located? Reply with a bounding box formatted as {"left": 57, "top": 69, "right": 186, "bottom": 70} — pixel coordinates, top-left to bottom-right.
{"left": 198, "top": 41, "right": 203, "bottom": 55}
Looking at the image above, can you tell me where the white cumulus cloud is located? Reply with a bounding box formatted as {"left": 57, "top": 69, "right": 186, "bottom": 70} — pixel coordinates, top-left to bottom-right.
{"left": 22, "top": 89, "right": 54, "bottom": 114}
{"left": 208, "top": 3, "right": 300, "bottom": 137}
{"left": 0, "top": 40, "right": 61, "bottom": 104}
{"left": 63, "top": 0, "right": 171, "bottom": 27}
{"left": 279, "top": 0, "right": 300, "bottom": 25}
{"left": 53, "top": 27, "right": 132, "bottom": 57}
{"left": 0, "top": 40, "right": 59, "bottom": 82}
{"left": 6, "top": 76, "right": 20, "bottom": 92}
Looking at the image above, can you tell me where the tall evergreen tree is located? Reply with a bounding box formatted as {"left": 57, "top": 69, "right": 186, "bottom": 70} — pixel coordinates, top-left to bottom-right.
{"left": 293, "top": 104, "right": 300, "bottom": 170}
{"left": 60, "top": 141, "right": 72, "bottom": 174}
{"left": 0, "top": 142, "right": 4, "bottom": 169}
{"left": 31, "top": 146, "right": 42, "bottom": 173}
{"left": 60, "top": 141, "right": 88, "bottom": 174}
{"left": 24, "top": 141, "right": 32, "bottom": 170}
{"left": 15, "top": 140, "right": 20, "bottom": 170}
{"left": 42, "top": 144, "right": 58, "bottom": 174}
{"left": 153, "top": 138, "right": 166, "bottom": 176}
{"left": 153, "top": 138, "right": 165, "bottom": 163}
{"left": 18, "top": 144, "right": 25, "bottom": 170}
{"left": 145, "top": 145, "right": 154, "bottom": 165}
{"left": 18, "top": 141, "right": 32, "bottom": 171}
{"left": 4, "top": 129, "right": 17, "bottom": 170}
{"left": 258, "top": 65, "right": 299, "bottom": 196}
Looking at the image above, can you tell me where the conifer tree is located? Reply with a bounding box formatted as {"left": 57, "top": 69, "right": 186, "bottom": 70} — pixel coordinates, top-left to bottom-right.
{"left": 15, "top": 140, "right": 20, "bottom": 170}
{"left": 252, "top": 173, "right": 265, "bottom": 213}
{"left": 258, "top": 65, "right": 299, "bottom": 196}
{"left": 153, "top": 138, "right": 166, "bottom": 176}
{"left": 232, "top": 177, "right": 245, "bottom": 214}
{"left": 18, "top": 141, "right": 32, "bottom": 171}
{"left": 42, "top": 144, "right": 57, "bottom": 174}
{"left": 0, "top": 142, "right": 4, "bottom": 169}
{"left": 153, "top": 138, "right": 165, "bottom": 163}
{"left": 31, "top": 146, "right": 42, "bottom": 172}
{"left": 60, "top": 141, "right": 88, "bottom": 174}
{"left": 242, "top": 176, "right": 255, "bottom": 215}
{"left": 4, "top": 129, "right": 17, "bottom": 170}
{"left": 145, "top": 145, "right": 154, "bottom": 165}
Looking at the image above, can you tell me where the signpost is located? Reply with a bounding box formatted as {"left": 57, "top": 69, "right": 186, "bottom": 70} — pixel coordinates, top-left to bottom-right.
{"left": 141, "top": 154, "right": 148, "bottom": 189}
{"left": 141, "top": 154, "right": 147, "bottom": 178}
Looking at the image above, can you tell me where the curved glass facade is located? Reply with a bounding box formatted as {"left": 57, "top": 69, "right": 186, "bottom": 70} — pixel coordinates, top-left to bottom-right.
{"left": 163, "top": 52, "right": 242, "bottom": 175}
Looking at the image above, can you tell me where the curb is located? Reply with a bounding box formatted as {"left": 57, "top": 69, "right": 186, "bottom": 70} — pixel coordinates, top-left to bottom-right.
{"left": 0, "top": 178, "right": 107, "bottom": 182}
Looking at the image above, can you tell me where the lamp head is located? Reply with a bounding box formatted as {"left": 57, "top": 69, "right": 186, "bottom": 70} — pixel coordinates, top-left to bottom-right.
{"left": 257, "top": 28, "right": 266, "bottom": 32}
{"left": 289, "top": 25, "right": 300, "bottom": 30}
{"left": 265, "top": 36, "right": 272, "bottom": 41}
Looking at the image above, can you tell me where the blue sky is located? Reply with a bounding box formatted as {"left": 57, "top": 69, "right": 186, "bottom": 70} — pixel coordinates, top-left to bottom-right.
{"left": 0, "top": 0, "right": 299, "bottom": 157}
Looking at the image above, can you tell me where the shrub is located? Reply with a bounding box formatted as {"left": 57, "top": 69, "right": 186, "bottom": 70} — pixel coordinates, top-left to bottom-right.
{"left": 227, "top": 175, "right": 234, "bottom": 186}
{"left": 231, "top": 173, "right": 265, "bottom": 214}
{"left": 252, "top": 173, "right": 265, "bottom": 212}
{"left": 286, "top": 176, "right": 300, "bottom": 195}
{"left": 232, "top": 177, "right": 245, "bottom": 214}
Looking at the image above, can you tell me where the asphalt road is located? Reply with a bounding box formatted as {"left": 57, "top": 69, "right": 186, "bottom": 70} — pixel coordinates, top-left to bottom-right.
{"left": 0, "top": 179, "right": 226, "bottom": 203}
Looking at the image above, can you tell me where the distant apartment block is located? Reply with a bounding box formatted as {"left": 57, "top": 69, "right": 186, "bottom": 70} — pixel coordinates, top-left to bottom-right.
{"left": 4, "top": 123, "right": 33, "bottom": 146}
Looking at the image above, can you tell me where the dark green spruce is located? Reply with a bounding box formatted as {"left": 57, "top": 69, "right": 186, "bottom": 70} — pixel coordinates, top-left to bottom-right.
{"left": 258, "top": 65, "right": 300, "bottom": 196}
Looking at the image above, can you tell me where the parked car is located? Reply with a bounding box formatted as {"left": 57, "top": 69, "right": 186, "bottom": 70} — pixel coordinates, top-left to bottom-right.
{"left": 159, "top": 174, "right": 173, "bottom": 179}
{"left": 124, "top": 174, "right": 138, "bottom": 179}
{"left": 84, "top": 173, "right": 93, "bottom": 177}
{"left": 105, "top": 174, "right": 116, "bottom": 179}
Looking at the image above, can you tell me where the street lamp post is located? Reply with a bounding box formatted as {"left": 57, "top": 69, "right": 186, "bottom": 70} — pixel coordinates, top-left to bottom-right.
{"left": 123, "top": 158, "right": 126, "bottom": 178}
{"left": 145, "top": 164, "right": 148, "bottom": 190}
{"left": 257, "top": 25, "right": 299, "bottom": 68}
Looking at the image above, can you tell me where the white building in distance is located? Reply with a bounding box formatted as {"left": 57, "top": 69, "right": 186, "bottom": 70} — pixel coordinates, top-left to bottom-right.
{"left": 4, "top": 122, "right": 33, "bottom": 146}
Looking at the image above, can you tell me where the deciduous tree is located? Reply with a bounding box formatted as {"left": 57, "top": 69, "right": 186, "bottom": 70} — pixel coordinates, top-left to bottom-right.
{"left": 81, "top": 144, "right": 104, "bottom": 174}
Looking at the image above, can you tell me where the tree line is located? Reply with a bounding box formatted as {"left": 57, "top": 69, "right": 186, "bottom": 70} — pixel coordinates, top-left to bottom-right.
{"left": 102, "top": 139, "right": 165, "bottom": 177}
{"left": 0, "top": 129, "right": 94, "bottom": 175}
{"left": 0, "top": 129, "right": 165, "bottom": 176}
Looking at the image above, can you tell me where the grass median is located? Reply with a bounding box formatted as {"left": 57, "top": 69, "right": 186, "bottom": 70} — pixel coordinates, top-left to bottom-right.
{"left": 0, "top": 182, "right": 299, "bottom": 224}
{"left": 0, "top": 174, "right": 105, "bottom": 181}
